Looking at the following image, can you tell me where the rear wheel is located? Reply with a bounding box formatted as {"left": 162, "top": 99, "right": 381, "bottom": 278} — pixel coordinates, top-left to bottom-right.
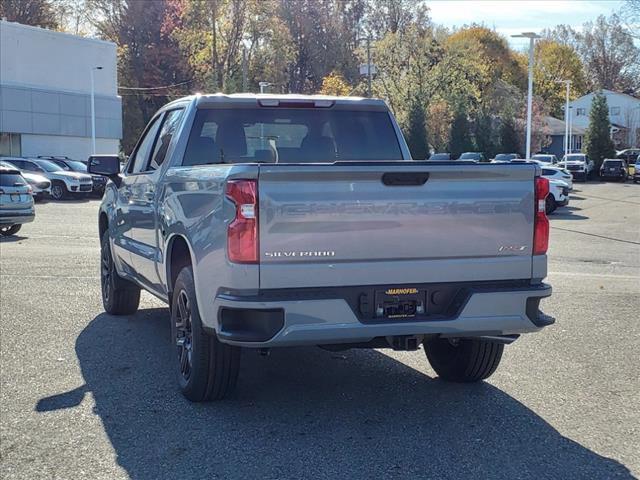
{"left": 171, "top": 266, "right": 241, "bottom": 401}
{"left": 50, "top": 181, "right": 67, "bottom": 200}
{"left": 100, "top": 231, "right": 140, "bottom": 315}
{"left": 0, "top": 224, "right": 21, "bottom": 236}
{"left": 545, "top": 195, "right": 557, "bottom": 214}
{"left": 424, "top": 337, "right": 504, "bottom": 382}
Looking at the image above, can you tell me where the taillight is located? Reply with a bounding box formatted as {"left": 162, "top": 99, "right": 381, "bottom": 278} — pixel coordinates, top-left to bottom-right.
{"left": 533, "top": 177, "right": 549, "bottom": 255}
{"left": 225, "top": 179, "right": 258, "bottom": 263}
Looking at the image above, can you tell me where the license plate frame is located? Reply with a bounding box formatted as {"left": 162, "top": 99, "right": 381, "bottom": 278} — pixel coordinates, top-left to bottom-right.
{"left": 374, "top": 288, "right": 426, "bottom": 319}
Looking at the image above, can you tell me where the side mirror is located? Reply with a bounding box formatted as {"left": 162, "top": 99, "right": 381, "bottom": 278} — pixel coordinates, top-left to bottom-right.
{"left": 88, "top": 155, "right": 121, "bottom": 186}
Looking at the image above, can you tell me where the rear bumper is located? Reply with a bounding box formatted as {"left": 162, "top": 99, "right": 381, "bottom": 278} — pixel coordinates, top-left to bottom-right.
{"left": 207, "top": 281, "right": 553, "bottom": 347}
{"left": 0, "top": 211, "right": 35, "bottom": 225}
{"left": 600, "top": 173, "right": 626, "bottom": 180}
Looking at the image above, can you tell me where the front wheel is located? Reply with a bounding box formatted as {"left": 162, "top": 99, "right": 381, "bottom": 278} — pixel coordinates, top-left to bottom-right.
{"left": 0, "top": 224, "right": 21, "bottom": 236}
{"left": 424, "top": 337, "right": 504, "bottom": 382}
{"left": 171, "top": 266, "right": 241, "bottom": 401}
{"left": 100, "top": 231, "right": 140, "bottom": 315}
{"left": 50, "top": 182, "right": 67, "bottom": 200}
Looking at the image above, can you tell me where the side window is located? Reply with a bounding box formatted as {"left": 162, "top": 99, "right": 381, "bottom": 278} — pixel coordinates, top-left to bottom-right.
{"left": 148, "top": 108, "right": 185, "bottom": 171}
{"left": 23, "top": 162, "right": 38, "bottom": 172}
{"left": 128, "top": 115, "right": 163, "bottom": 174}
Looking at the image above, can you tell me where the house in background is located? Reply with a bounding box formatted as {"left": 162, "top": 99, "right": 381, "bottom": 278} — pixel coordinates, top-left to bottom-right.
{"left": 541, "top": 116, "right": 586, "bottom": 158}
{"left": 569, "top": 89, "right": 640, "bottom": 149}
{"left": 0, "top": 20, "right": 122, "bottom": 160}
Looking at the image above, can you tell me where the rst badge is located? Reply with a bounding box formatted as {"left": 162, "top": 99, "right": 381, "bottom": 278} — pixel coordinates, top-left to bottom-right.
{"left": 498, "top": 245, "right": 528, "bottom": 253}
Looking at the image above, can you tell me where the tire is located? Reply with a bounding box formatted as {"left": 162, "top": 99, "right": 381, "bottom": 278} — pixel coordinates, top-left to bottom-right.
{"left": 545, "top": 196, "right": 556, "bottom": 215}
{"left": 171, "top": 266, "right": 241, "bottom": 402}
{"left": 424, "top": 337, "right": 504, "bottom": 383}
{"left": 50, "top": 181, "right": 67, "bottom": 200}
{"left": 100, "top": 231, "right": 140, "bottom": 315}
{"left": 0, "top": 224, "right": 21, "bottom": 236}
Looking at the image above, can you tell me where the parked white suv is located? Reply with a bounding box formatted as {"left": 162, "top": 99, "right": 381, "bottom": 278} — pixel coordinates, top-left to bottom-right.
{"left": 547, "top": 179, "right": 570, "bottom": 214}
{"left": 541, "top": 165, "right": 573, "bottom": 190}
{"left": 558, "top": 153, "right": 594, "bottom": 181}
{"left": 7, "top": 158, "right": 92, "bottom": 200}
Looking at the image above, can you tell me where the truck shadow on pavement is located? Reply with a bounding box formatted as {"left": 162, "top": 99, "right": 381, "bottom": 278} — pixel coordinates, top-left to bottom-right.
{"left": 37, "top": 308, "right": 633, "bottom": 480}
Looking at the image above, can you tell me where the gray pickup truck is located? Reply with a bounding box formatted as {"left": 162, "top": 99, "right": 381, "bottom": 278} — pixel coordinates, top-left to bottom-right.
{"left": 89, "top": 94, "right": 554, "bottom": 401}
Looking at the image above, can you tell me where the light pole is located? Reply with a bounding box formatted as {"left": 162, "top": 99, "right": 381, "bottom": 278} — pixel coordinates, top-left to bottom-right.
{"left": 241, "top": 39, "right": 251, "bottom": 92}
{"left": 259, "top": 81, "right": 272, "bottom": 94}
{"left": 556, "top": 79, "right": 571, "bottom": 157}
{"left": 512, "top": 32, "right": 541, "bottom": 159}
{"left": 90, "top": 66, "right": 103, "bottom": 155}
{"left": 568, "top": 106, "right": 573, "bottom": 153}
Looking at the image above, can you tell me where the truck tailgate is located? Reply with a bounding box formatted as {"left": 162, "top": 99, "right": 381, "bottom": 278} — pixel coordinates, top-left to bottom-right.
{"left": 258, "top": 162, "right": 536, "bottom": 289}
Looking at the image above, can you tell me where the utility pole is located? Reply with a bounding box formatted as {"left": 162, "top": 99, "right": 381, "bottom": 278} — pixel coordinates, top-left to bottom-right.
{"left": 242, "top": 46, "right": 248, "bottom": 92}
{"left": 568, "top": 106, "right": 573, "bottom": 153}
{"left": 366, "top": 36, "right": 372, "bottom": 98}
{"left": 556, "top": 79, "right": 571, "bottom": 157}
{"left": 90, "top": 66, "right": 103, "bottom": 155}
{"left": 512, "top": 32, "right": 541, "bottom": 159}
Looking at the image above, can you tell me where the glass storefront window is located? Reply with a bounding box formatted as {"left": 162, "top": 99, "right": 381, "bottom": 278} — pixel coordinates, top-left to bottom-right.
{"left": 0, "top": 133, "right": 21, "bottom": 156}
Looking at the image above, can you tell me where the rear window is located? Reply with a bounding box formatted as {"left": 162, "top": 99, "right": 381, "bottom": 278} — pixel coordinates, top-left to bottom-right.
{"left": 0, "top": 173, "right": 26, "bottom": 186}
{"left": 603, "top": 160, "right": 622, "bottom": 167}
{"left": 183, "top": 108, "right": 403, "bottom": 165}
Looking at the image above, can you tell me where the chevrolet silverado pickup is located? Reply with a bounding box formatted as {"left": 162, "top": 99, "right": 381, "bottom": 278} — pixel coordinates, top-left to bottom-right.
{"left": 89, "top": 94, "right": 554, "bottom": 401}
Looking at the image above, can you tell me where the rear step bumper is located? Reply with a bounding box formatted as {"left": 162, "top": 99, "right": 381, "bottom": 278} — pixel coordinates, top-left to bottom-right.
{"left": 207, "top": 281, "right": 553, "bottom": 347}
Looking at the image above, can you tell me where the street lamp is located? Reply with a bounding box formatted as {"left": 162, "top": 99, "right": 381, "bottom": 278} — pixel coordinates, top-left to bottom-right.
{"left": 259, "top": 81, "right": 272, "bottom": 94}
{"left": 241, "top": 39, "right": 251, "bottom": 92}
{"left": 90, "top": 66, "right": 103, "bottom": 155}
{"left": 556, "top": 79, "right": 572, "bottom": 157}
{"left": 512, "top": 32, "right": 541, "bottom": 159}
{"left": 568, "top": 106, "right": 573, "bottom": 153}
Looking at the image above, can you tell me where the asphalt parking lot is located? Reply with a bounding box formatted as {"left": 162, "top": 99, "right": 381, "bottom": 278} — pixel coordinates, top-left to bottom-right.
{"left": 1, "top": 181, "right": 639, "bottom": 479}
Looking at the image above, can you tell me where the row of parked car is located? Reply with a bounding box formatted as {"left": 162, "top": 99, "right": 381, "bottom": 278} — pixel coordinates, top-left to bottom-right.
{"left": 0, "top": 155, "right": 110, "bottom": 236}
{"left": 429, "top": 150, "right": 640, "bottom": 183}
{"left": 0, "top": 156, "right": 107, "bottom": 201}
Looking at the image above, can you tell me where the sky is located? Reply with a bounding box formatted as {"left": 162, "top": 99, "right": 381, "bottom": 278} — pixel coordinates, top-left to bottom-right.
{"left": 428, "top": 0, "right": 625, "bottom": 49}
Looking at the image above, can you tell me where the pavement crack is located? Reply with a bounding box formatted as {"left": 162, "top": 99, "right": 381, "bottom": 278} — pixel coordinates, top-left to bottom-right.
{"left": 551, "top": 226, "right": 640, "bottom": 245}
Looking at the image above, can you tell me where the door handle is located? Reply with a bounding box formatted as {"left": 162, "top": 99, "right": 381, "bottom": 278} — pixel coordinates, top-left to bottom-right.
{"left": 382, "top": 172, "right": 430, "bottom": 186}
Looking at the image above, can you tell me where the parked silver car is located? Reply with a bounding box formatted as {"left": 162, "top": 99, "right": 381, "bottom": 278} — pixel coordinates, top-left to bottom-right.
{"left": 0, "top": 159, "right": 51, "bottom": 200}
{"left": 6, "top": 158, "right": 92, "bottom": 200}
{"left": 0, "top": 167, "right": 35, "bottom": 236}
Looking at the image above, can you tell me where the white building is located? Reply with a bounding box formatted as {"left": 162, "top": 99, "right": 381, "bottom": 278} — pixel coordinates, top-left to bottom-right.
{"left": 569, "top": 89, "right": 640, "bottom": 148}
{"left": 0, "top": 20, "right": 122, "bottom": 160}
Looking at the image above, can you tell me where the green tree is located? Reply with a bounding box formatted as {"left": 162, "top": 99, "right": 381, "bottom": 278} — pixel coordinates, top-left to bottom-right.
{"left": 499, "top": 113, "right": 520, "bottom": 155}
{"left": 319, "top": 71, "right": 351, "bottom": 96}
{"left": 0, "top": 0, "right": 59, "bottom": 28}
{"left": 88, "top": 0, "right": 191, "bottom": 152}
{"left": 474, "top": 109, "right": 497, "bottom": 158}
{"left": 448, "top": 109, "right": 474, "bottom": 158}
{"left": 445, "top": 26, "right": 525, "bottom": 90}
{"left": 534, "top": 40, "right": 587, "bottom": 118}
{"left": 578, "top": 15, "right": 639, "bottom": 92}
{"left": 405, "top": 100, "right": 429, "bottom": 159}
{"left": 584, "top": 93, "right": 615, "bottom": 172}
{"left": 427, "top": 99, "right": 453, "bottom": 153}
